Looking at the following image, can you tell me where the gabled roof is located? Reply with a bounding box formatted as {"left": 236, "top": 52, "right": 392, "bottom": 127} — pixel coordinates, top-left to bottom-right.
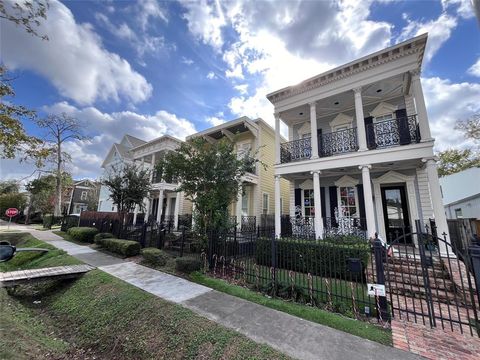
{"left": 123, "top": 134, "right": 146, "bottom": 148}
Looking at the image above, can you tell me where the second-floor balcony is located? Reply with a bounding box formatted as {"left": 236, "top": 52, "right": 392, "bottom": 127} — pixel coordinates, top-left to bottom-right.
{"left": 280, "top": 115, "right": 420, "bottom": 164}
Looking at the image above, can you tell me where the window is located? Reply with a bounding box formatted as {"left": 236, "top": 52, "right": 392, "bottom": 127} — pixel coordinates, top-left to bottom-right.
{"left": 455, "top": 208, "right": 463, "bottom": 219}
{"left": 262, "top": 193, "right": 269, "bottom": 215}
{"left": 237, "top": 141, "right": 252, "bottom": 159}
{"left": 374, "top": 113, "right": 393, "bottom": 123}
{"left": 303, "top": 189, "right": 315, "bottom": 217}
{"left": 80, "top": 191, "right": 88, "bottom": 201}
{"left": 302, "top": 133, "right": 311, "bottom": 139}
{"left": 242, "top": 191, "right": 249, "bottom": 216}
{"left": 339, "top": 187, "right": 357, "bottom": 217}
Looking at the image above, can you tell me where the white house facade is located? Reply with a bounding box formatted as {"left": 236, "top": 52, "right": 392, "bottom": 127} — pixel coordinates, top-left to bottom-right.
{"left": 267, "top": 34, "right": 450, "bottom": 252}
{"left": 97, "top": 134, "right": 191, "bottom": 228}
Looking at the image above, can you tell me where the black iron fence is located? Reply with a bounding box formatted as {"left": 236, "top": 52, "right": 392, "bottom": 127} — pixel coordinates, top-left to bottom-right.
{"left": 204, "top": 228, "right": 379, "bottom": 320}
{"left": 366, "top": 115, "right": 420, "bottom": 149}
{"left": 320, "top": 128, "right": 358, "bottom": 157}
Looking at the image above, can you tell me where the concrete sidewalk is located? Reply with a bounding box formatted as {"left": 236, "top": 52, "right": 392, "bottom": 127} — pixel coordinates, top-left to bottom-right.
{"left": 1, "top": 223, "right": 420, "bottom": 360}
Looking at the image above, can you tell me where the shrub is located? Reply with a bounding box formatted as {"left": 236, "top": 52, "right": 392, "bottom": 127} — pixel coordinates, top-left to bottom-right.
{"left": 255, "top": 236, "right": 370, "bottom": 280}
{"left": 94, "top": 232, "right": 115, "bottom": 245}
{"left": 67, "top": 227, "right": 99, "bottom": 243}
{"left": 142, "top": 248, "right": 169, "bottom": 266}
{"left": 43, "top": 214, "right": 62, "bottom": 229}
{"left": 175, "top": 257, "right": 202, "bottom": 273}
{"left": 98, "top": 238, "right": 141, "bottom": 257}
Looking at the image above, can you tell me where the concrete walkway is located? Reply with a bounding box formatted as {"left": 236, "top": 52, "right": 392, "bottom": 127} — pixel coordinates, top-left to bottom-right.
{"left": 1, "top": 223, "right": 421, "bottom": 360}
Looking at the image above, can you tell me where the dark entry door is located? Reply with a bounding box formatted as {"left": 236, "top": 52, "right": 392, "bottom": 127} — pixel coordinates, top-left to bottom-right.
{"left": 381, "top": 186, "right": 411, "bottom": 243}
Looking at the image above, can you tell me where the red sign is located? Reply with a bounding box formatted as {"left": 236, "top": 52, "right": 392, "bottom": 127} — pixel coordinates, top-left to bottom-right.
{"left": 5, "top": 208, "right": 19, "bottom": 218}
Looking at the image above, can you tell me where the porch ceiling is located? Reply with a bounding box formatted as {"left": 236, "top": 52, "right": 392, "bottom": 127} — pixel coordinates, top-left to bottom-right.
{"left": 280, "top": 72, "right": 408, "bottom": 126}
{"left": 280, "top": 158, "right": 422, "bottom": 181}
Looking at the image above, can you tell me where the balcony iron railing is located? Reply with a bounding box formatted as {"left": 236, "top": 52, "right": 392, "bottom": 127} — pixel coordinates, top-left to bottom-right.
{"left": 366, "top": 115, "right": 420, "bottom": 149}
{"left": 280, "top": 137, "right": 311, "bottom": 163}
{"left": 320, "top": 128, "right": 359, "bottom": 157}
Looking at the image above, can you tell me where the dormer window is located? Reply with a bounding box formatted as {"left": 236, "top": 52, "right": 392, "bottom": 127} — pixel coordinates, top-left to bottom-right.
{"left": 370, "top": 102, "right": 397, "bottom": 123}
{"left": 329, "top": 113, "right": 353, "bottom": 132}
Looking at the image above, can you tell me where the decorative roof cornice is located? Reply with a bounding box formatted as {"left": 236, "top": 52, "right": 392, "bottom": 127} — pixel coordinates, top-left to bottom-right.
{"left": 266, "top": 34, "right": 427, "bottom": 105}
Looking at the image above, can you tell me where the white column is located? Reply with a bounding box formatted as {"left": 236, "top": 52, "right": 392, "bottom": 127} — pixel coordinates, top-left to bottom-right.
{"left": 173, "top": 192, "right": 181, "bottom": 229}
{"left": 274, "top": 175, "right": 281, "bottom": 238}
{"left": 354, "top": 87, "right": 368, "bottom": 151}
{"left": 150, "top": 153, "right": 156, "bottom": 182}
{"left": 274, "top": 113, "right": 281, "bottom": 164}
{"left": 156, "top": 189, "right": 164, "bottom": 222}
{"left": 133, "top": 205, "right": 138, "bottom": 224}
{"left": 236, "top": 185, "right": 243, "bottom": 228}
{"left": 312, "top": 171, "right": 323, "bottom": 239}
{"left": 359, "top": 165, "right": 376, "bottom": 239}
{"left": 423, "top": 158, "right": 451, "bottom": 256}
{"left": 411, "top": 70, "right": 433, "bottom": 141}
{"left": 144, "top": 197, "right": 150, "bottom": 221}
{"left": 309, "top": 102, "right": 319, "bottom": 159}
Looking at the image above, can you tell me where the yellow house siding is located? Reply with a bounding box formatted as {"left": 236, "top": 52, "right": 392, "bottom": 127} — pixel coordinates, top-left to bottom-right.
{"left": 257, "top": 121, "right": 290, "bottom": 216}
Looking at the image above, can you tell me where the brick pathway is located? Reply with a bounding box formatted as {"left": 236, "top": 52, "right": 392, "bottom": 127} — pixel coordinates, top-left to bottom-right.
{"left": 392, "top": 317, "right": 480, "bottom": 360}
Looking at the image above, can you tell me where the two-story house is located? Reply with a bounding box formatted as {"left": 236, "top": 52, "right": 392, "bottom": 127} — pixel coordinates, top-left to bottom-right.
{"left": 187, "top": 116, "right": 290, "bottom": 230}
{"left": 98, "top": 134, "right": 191, "bottom": 228}
{"left": 267, "top": 34, "right": 450, "bottom": 253}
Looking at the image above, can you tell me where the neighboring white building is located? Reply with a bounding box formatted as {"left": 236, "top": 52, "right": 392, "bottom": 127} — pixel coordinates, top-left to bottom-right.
{"left": 98, "top": 134, "right": 191, "bottom": 227}
{"left": 440, "top": 167, "right": 480, "bottom": 220}
{"left": 267, "top": 34, "right": 450, "bottom": 250}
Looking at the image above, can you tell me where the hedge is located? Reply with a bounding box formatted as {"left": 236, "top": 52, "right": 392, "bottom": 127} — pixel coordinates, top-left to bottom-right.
{"left": 97, "top": 238, "right": 141, "bottom": 257}
{"left": 94, "top": 232, "right": 115, "bottom": 245}
{"left": 175, "top": 257, "right": 202, "bottom": 273}
{"left": 67, "top": 227, "right": 99, "bottom": 243}
{"left": 255, "top": 236, "right": 370, "bottom": 280}
{"left": 142, "top": 248, "right": 169, "bottom": 266}
{"left": 43, "top": 214, "right": 62, "bottom": 229}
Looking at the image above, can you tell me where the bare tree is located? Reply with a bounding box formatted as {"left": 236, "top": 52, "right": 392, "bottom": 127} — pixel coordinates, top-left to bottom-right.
{"left": 36, "top": 113, "right": 86, "bottom": 216}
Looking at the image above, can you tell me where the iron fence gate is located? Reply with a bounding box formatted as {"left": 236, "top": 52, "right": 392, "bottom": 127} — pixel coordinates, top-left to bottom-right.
{"left": 385, "top": 220, "right": 480, "bottom": 336}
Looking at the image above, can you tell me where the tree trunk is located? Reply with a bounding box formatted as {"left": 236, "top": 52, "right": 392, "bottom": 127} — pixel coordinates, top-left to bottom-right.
{"left": 54, "top": 138, "right": 62, "bottom": 217}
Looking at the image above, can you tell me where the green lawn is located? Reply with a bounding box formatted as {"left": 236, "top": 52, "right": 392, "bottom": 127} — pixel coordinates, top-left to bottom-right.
{"left": 190, "top": 272, "right": 392, "bottom": 346}
{"left": 0, "top": 232, "right": 290, "bottom": 359}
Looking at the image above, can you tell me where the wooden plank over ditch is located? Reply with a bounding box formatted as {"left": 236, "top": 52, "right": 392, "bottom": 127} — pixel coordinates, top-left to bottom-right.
{"left": 0, "top": 264, "right": 95, "bottom": 287}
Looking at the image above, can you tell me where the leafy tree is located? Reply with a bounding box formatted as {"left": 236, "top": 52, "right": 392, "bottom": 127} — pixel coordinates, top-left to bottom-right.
{"left": 0, "top": 192, "right": 26, "bottom": 217}
{"left": 85, "top": 182, "right": 100, "bottom": 211}
{"left": 455, "top": 113, "right": 480, "bottom": 143}
{"left": 36, "top": 113, "right": 86, "bottom": 216}
{"left": 157, "top": 137, "right": 262, "bottom": 234}
{"left": 0, "top": 0, "right": 49, "bottom": 40}
{"left": 437, "top": 148, "right": 480, "bottom": 177}
{"left": 0, "top": 180, "right": 19, "bottom": 195}
{"left": 103, "top": 162, "right": 151, "bottom": 215}
{"left": 0, "top": 66, "right": 48, "bottom": 164}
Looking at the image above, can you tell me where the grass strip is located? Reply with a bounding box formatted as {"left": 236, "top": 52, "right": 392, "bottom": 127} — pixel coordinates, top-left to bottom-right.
{"left": 189, "top": 271, "right": 392, "bottom": 346}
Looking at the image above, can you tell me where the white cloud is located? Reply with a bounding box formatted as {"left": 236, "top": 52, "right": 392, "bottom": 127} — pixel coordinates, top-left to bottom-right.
{"left": 441, "top": 0, "right": 475, "bottom": 19}
{"left": 12, "top": 102, "right": 198, "bottom": 179}
{"left": 422, "top": 77, "right": 480, "bottom": 150}
{"left": 181, "top": 57, "right": 194, "bottom": 65}
{"left": 136, "top": 0, "right": 168, "bottom": 30}
{"left": 398, "top": 13, "right": 457, "bottom": 64}
{"left": 205, "top": 116, "right": 226, "bottom": 126}
{"left": 468, "top": 58, "right": 480, "bottom": 77}
{"left": 207, "top": 71, "right": 217, "bottom": 79}
{"left": 1, "top": 0, "right": 152, "bottom": 106}
{"left": 181, "top": 0, "right": 226, "bottom": 51}
{"left": 181, "top": 0, "right": 394, "bottom": 127}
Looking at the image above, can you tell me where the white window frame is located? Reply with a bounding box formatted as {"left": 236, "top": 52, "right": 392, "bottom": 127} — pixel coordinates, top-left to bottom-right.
{"left": 80, "top": 191, "right": 88, "bottom": 201}
{"left": 329, "top": 113, "right": 353, "bottom": 132}
{"left": 262, "top": 192, "right": 269, "bottom": 215}
{"left": 370, "top": 102, "right": 397, "bottom": 124}
{"left": 302, "top": 189, "right": 315, "bottom": 217}
{"left": 455, "top": 208, "right": 463, "bottom": 219}
{"left": 334, "top": 175, "right": 360, "bottom": 218}
{"left": 236, "top": 140, "right": 252, "bottom": 160}
{"left": 297, "top": 122, "right": 311, "bottom": 139}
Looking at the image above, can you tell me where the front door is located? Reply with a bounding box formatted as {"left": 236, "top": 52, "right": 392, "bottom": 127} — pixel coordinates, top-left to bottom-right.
{"left": 381, "top": 185, "right": 411, "bottom": 243}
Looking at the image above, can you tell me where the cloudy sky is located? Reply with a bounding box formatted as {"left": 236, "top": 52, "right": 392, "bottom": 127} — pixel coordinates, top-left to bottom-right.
{"left": 1, "top": 0, "right": 479, "bottom": 181}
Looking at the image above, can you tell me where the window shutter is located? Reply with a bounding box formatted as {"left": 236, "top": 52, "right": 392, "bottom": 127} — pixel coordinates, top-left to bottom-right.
{"left": 356, "top": 184, "right": 366, "bottom": 230}
{"left": 364, "top": 116, "right": 376, "bottom": 149}
{"left": 317, "top": 128, "right": 323, "bottom": 157}
{"left": 294, "top": 188, "right": 301, "bottom": 217}
{"left": 396, "top": 109, "right": 411, "bottom": 145}
{"left": 329, "top": 186, "right": 338, "bottom": 226}
{"left": 320, "top": 186, "right": 326, "bottom": 226}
